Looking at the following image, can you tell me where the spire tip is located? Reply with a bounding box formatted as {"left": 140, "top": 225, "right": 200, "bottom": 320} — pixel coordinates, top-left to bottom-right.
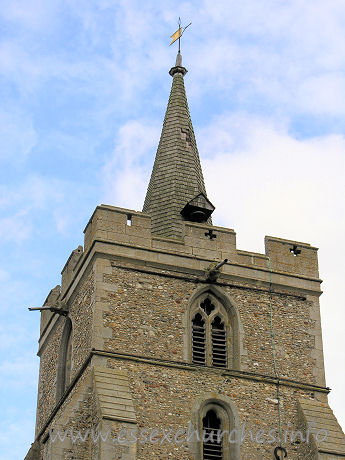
{"left": 176, "top": 52, "right": 182, "bottom": 67}
{"left": 169, "top": 52, "right": 187, "bottom": 77}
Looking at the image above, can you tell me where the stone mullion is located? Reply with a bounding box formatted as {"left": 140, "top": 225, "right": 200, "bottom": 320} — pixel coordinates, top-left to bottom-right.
{"left": 205, "top": 316, "right": 212, "bottom": 366}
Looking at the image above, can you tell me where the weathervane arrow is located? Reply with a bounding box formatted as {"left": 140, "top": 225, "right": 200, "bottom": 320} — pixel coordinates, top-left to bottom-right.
{"left": 170, "top": 17, "right": 191, "bottom": 53}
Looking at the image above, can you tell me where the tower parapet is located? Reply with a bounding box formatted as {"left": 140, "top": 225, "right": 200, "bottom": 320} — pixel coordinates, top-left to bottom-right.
{"left": 81, "top": 203, "right": 321, "bottom": 296}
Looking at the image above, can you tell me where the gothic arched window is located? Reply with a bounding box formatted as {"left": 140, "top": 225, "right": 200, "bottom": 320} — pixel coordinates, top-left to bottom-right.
{"left": 190, "top": 394, "right": 241, "bottom": 460}
{"left": 191, "top": 296, "right": 229, "bottom": 368}
{"left": 56, "top": 318, "right": 73, "bottom": 401}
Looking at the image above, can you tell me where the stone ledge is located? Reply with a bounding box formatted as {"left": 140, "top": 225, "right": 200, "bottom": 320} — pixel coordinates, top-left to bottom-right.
{"left": 298, "top": 398, "right": 345, "bottom": 456}
{"left": 94, "top": 349, "right": 330, "bottom": 394}
{"left": 94, "top": 366, "right": 137, "bottom": 423}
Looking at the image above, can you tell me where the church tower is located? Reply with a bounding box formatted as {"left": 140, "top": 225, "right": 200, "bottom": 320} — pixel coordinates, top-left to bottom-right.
{"left": 26, "top": 52, "right": 345, "bottom": 460}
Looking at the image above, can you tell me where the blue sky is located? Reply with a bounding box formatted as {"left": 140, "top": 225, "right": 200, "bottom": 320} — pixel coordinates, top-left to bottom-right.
{"left": 1, "top": 1, "right": 345, "bottom": 458}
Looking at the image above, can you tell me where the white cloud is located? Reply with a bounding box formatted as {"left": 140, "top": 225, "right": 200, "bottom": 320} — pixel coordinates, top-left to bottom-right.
{"left": 198, "top": 113, "right": 345, "bottom": 427}
{"left": 296, "top": 73, "right": 345, "bottom": 115}
{"left": 199, "top": 114, "right": 345, "bottom": 249}
{"left": 186, "top": 0, "right": 345, "bottom": 116}
{"left": 102, "top": 119, "right": 160, "bottom": 209}
{"left": 2, "top": 0, "right": 345, "bottom": 119}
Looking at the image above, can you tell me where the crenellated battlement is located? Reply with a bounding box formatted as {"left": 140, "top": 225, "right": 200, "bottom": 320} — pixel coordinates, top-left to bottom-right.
{"left": 76, "top": 203, "right": 322, "bottom": 296}
{"left": 83, "top": 204, "right": 151, "bottom": 252}
{"left": 61, "top": 245, "right": 83, "bottom": 296}
{"left": 265, "top": 235, "right": 319, "bottom": 278}
{"left": 83, "top": 205, "right": 319, "bottom": 273}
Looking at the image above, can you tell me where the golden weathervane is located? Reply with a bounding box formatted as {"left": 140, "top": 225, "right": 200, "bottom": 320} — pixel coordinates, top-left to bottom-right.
{"left": 170, "top": 17, "right": 192, "bottom": 53}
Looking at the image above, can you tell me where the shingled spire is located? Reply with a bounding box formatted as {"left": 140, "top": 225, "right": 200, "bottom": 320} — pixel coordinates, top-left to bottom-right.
{"left": 143, "top": 52, "right": 214, "bottom": 238}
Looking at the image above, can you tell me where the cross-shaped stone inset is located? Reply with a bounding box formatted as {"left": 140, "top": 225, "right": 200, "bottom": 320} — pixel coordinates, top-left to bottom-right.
{"left": 205, "top": 229, "right": 217, "bottom": 240}
{"left": 290, "top": 245, "right": 301, "bottom": 256}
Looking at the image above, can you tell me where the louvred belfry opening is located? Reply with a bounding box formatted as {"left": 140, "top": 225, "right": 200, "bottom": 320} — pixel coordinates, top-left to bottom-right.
{"left": 192, "top": 313, "right": 206, "bottom": 365}
{"left": 211, "top": 316, "right": 227, "bottom": 368}
{"left": 203, "top": 409, "right": 223, "bottom": 460}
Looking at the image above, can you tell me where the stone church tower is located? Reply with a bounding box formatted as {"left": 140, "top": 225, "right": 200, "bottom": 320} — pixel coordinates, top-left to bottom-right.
{"left": 26, "top": 53, "right": 345, "bottom": 460}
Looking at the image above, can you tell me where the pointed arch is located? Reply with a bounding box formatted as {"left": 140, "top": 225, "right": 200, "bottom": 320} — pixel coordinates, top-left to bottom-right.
{"left": 183, "top": 285, "right": 243, "bottom": 370}
{"left": 203, "top": 408, "right": 223, "bottom": 459}
{"left": 189, "top": 393, "right": 241, "bottom": 460}
{"left": 56, "top": 317, "right": 73, "bottom": 402}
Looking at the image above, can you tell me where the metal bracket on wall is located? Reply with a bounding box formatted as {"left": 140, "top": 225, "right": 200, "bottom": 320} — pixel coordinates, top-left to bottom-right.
{"left": 28, "top": 300, "right": 68, "bottom": 316}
